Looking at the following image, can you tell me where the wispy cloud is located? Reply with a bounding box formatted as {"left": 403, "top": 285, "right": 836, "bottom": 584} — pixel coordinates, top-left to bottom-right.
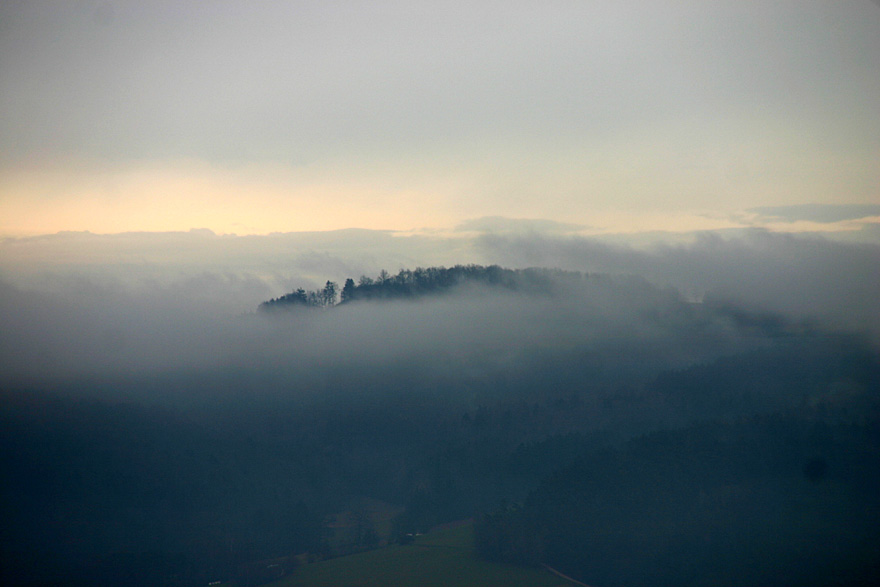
{"left": 747, "top": 204, "right": 880, "bottom": 224}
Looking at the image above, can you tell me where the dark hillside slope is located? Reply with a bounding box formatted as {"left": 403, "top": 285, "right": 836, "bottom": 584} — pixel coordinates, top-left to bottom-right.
{"left": 2, "top": 264, "right": 877, "bottom": 586}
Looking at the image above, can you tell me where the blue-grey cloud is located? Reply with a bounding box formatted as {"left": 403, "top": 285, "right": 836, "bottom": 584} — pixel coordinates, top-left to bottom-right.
{"left": 748, "top": 204, "right": 880, "bottom": 224}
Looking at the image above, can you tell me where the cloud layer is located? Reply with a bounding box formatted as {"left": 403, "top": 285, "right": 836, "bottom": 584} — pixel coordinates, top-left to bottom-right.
{"left": 1, "top": 2, "right": 878, "bottom": 235}
{"left": 2, "top": 226, "right": 877, "bottom": 386}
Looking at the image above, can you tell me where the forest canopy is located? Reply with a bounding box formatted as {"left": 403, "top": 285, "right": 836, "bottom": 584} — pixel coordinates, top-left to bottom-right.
{"left": 259, "top": 264, "right": 612, "bottom": 311}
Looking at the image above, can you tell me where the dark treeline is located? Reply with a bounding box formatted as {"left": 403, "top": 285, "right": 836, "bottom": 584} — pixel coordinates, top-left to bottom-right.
{"left": 258, "top": 264, "right": 585, "bottom": 311}
{"left": 2, "top": 265, "right": 879, "bottom": 586}
{"left": 471, "top": 335, "right": 880, "bottom": 586}
{"left": 475, "top": 414, "right": 880, "bottom": 587}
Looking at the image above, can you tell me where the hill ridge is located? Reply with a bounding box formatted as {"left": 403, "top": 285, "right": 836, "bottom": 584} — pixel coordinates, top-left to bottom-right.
{"left": 258, "top": 264, "right": 593, "bottom": 312}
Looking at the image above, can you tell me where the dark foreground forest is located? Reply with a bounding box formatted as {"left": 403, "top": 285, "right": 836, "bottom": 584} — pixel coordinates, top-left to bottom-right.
{"left": 2, "top": 265, "right": 879, "bottom": 586}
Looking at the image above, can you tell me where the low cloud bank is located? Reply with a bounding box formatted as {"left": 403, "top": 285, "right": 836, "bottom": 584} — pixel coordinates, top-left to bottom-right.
{"left": 477, "top": 229, "right": 880, "bottom": 338}
{"left": 1, "top": 227, "right": 877, "bottom": 388}
{"left": 0, "top": 270, "right": 761, "bottom": 391}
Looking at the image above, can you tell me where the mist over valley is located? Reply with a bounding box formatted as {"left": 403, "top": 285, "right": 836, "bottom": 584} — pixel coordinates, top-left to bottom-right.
{"left": 1, "top": 229, "right": 878, "bottom": 586}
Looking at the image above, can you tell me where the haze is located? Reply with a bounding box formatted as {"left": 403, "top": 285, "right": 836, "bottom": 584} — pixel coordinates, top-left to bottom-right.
{"left": 1, "top": 3, "right": 880, "bottom": 586}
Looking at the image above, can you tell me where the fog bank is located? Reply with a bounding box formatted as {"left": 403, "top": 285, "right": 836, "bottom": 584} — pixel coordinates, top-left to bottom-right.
{"left": 1, "top": 227, "right": 877, "bottom": 387}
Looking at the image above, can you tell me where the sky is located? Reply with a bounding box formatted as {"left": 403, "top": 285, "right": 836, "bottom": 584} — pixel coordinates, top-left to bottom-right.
{"left": 1, "top": 0, "right": 879, "bottom": 237}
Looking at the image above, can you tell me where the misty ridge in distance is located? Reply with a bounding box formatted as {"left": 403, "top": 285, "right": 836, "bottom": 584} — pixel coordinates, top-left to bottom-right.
{"left": 259, "top": 265, "right": 609, "bottom": 310}
{"left": 247, "top": 259, "right": 876, "bottom": 411}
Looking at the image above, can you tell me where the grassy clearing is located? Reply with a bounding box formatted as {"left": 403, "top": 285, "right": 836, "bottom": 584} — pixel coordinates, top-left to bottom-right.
{"left": 272, "top": 522, "right": 571, "bottom": 587}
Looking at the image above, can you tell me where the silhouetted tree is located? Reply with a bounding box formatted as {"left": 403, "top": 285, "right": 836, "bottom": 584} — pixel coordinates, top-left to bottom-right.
{"left": 321, "top": 281, "right": 338, "bottom": 307}
{"left": 340, "top": 278, "right": 356, "bottom": 303}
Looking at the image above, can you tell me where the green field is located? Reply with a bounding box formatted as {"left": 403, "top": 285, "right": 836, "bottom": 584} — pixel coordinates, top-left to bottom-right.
{"left": 271, "top": 522, "right": 572, "bottom": 587}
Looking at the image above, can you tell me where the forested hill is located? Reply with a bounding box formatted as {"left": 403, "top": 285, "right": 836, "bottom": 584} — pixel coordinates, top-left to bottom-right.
{"left": 258, "top": 264, "right": 590, "bottom": 312}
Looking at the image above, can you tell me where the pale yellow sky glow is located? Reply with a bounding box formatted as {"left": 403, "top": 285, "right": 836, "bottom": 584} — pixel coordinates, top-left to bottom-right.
{"left": 4, "top": 105, "right": 877, "bottom": 239}
{"left": 0, "top": 2, "right": 878, "bottom": 239}
{"left": 0, "top": 159, "right": 872, "bottom": 238}
{"left": 0, "top": 159, "right": 774, "bottom": 237}
{"left": 0, "top": 162, "right": 466, "bottom": 236}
